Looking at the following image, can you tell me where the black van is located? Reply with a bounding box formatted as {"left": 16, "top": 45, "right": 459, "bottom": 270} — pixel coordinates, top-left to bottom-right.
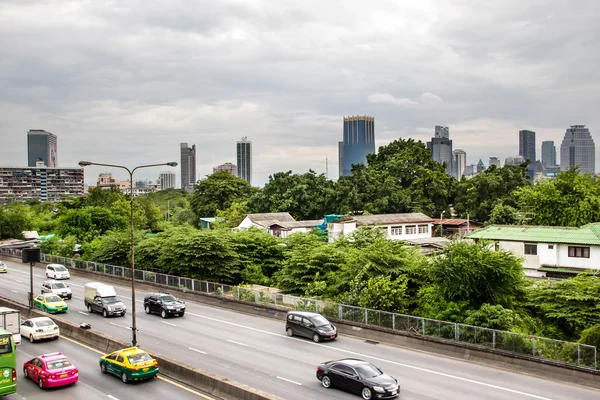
{"left": 285, "top": 311, "right": 337, "bottom": 342}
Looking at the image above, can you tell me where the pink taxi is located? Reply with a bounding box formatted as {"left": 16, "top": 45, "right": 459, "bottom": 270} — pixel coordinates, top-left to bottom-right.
{"left": 23, "top": 352, "right": 79, "bottom": 389}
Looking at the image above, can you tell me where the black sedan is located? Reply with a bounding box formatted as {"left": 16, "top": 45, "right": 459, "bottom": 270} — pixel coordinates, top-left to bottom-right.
{"left": 316, "top": 358, "right": 400, "bottom": 399}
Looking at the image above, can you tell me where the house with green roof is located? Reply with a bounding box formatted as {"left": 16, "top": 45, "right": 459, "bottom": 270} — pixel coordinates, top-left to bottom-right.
{"left": 467, "top": 224, "right": 600, "bottom": 278}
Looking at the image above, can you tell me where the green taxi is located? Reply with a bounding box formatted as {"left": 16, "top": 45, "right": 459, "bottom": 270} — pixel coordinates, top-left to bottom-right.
{"left": 0, "top": 262, "right": 7, "bottom": 273}
{"left": 99, "top": 347, "right": 159, "bottom": 383}
{"left": 33, "top": 293, "right": 68, "bottom": 314}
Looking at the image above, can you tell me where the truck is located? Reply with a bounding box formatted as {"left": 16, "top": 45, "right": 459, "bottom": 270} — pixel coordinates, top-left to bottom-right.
{"left": 83, "top": 282, "right": 127, "bottom": 318}
{"left": 0, "top": 308, "right": 21, "bottom": 345}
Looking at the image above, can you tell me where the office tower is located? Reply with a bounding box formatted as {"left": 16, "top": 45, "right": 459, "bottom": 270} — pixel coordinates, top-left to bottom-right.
{"left": 27, "top": 130, "right": 57, "bottom": 168}
{"left": 519, "top": 130, "right": 536, "bottom": 162}
{"left": 159, "top": 171, "right": 176, "bottom": 190}
{"left": 489, "top": 157, "right": 501, "bottom": 168}
{"left": 452, "top": 149, "right": 467, "bottom": 179}
{"left": 560, "top": 125, "right": 596, "bottom": 174}
{"left": 213, "top": 162, "right": 238, "bottom": 176}
{"left": 541, "top": 141, "right": 557, "bottom": 168}
{"left": 427, "top": 125, "right": 453, "bottom": 175}
{"left": 237, "top": 137, "right": 252, "bottom": 184}
{"left": 505, "top": 155, "right": 526, "bottom": 166}
{"left": 477, "top": 159, "right": 485, "bottom": 173}
{"left": 338, "top": 116, "right": 375, "bottom": 177}
{"left": 180, "top": 143, "right": 197, "bottom": 192}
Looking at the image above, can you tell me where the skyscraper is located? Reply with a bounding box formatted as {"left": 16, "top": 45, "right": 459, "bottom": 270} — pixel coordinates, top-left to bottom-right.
{"left": 180, "top": 143, "right": 196, "bottom": 192}
{"left": 427, "top": 125, "right": 453, "bottom": 175}
{"left": 158, "top": 171, "right": 176, "bottom": 190}
{"left": 476, "top": 159, "right": 485, "bottom": 173}
{"left": 338, "top": 116, "right": 375, "bottom": 177}
{"left": 541, "top": 141, "right": 557, "bottom": 168}
{"left": 27, "top": 129, "right": 57, "bottom": 167}
{"left": 237, "top": 137, "right": 252, "bottom": 184}
{"left": 560, "top": 125, "right": 595, "bottom": 174}
{"left": 213, "top": 162, "right": 238, "bottom": 176}
{"left": 489, "top": 157, "right": 501, "bottom": 168}
{"left": 519, "top": 130, "right": 536, "bottom": 162}
{"left": 452, "top": 149, "right": 467, "bottom": 179}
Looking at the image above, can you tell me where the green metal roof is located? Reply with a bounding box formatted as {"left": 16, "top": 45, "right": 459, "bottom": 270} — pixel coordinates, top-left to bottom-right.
{"left": 537, "top": 266, "right": 587, "bottom": 274}
{"left": 467, "top": 223, "right": 600, "bottom": 246}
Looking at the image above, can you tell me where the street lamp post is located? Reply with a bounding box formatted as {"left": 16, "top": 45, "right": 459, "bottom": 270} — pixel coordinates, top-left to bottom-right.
{"left": 79, "top": 161, "right": 177, "bottom": 346}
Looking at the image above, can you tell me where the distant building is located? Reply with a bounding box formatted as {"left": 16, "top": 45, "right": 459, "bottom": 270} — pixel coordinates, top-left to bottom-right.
{"left": 339, "top": 116, "right": 376, "bottom": 177}
{"left": 180, "top": 143, "right": 197, "bottom": 191}
{"left": 234, "top": 212, "right": 321, "bottom": 238}
{"left": 541, "top": 141, "right": 557, "bottom": 169}
{"left": 427, "top": 126, "right": 453, "bottom": 175}
{"left": 476, "top": 159, "right": 485, "bottom": 173}
{"left": 213, "top": 162, "right": 238, "bottom": 176}
{"left": 519, "top": 130, "right": 536, "bottom": 162}
{"left": 327, "top": 213, "right": 433, "bottom": 243}
{"left": 0, "top": 166, "right": 83, "bottom": 202}
{"left": 27, "top": 130, "right": 57, "bottom": 168}
{"left": 489, "top": 157, "right": 501, "bottom": 168}
{"left": 237, "top": 137, "right": 252, "bottom": 184}
{"left": 560, "top": 125, "right": 595, "bottom": 174}
{"left": 158, "top": 171, "right": 176, "bottom": 190}
{"left": 452, "top": 149, "right": 467, "bottom": 179}
{"left": 504, "top": 155, "right": 526, "bottom": 166}
{"left": 464, "top": 164, "right": 475, "bottom": 177}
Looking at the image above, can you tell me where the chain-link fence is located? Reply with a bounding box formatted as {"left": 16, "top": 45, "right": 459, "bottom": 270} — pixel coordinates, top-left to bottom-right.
{"left": 1, "top": 247, "right": 596, "bottom": 370}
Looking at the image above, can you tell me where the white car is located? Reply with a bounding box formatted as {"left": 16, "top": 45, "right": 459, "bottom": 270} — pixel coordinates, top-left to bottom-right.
{"left": 41, "top": 280, "right": 72, "bottom": 300}
{"left": 45, "top": 264, "right": 70, "bottom": 280}
{"left": 20, "top": 317, "right": 60, "bottom": 342}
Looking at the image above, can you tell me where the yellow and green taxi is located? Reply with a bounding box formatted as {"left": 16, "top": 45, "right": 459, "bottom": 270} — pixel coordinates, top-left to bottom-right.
{"left": 0, "top": 262, "right": 7, "bottom": 273}
{"left": 33, "top": 293, "right": 68, "bottom": 314}
{"left": 99, "top": 347, "right": 159, "bottom": 383}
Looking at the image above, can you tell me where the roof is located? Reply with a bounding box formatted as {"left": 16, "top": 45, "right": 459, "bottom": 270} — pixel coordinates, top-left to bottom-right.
{"left": 270, "top": 220, "right": 323, "bottom": 229}
{"left": 336, "top": 213, "right": 433, "bottom": 226}
{"left": 200, "top": 218, "right": 216, "bottom": 222}
{"left": 404, "top": 237, "right": 451, "bottom": 248}
{"left": 431, "top": 219, "right": 482, "bottom": 227}
{"left": 333, "top": 358, "right": 370, "bottom": 366}
{"left": 537, "top": 266, "right": 590, "bottom": 274}
{"left": 246, "top": 213, "right": 295, "bottom": 223}
{"left": 287, "top": 311, "right": 323, "bottom": 317}
{"left": 467, "top": 224, "right": 600, "bottom": 246}
{"left": 118, "top": 347, "right": 146, "bottom": 355}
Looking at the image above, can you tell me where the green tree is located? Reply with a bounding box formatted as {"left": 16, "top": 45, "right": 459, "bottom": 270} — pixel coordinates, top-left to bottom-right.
{"left": 89, "top": 230, "right": 142, "bottom": 267}
{"left": 356, "top": 275, "right": 410, "bottom": 313}
{"left": 135, "top": 196, "right": 163, "bottom": 231}
{"left": 578, "top": 324, "right": 600, "bottom": 349}
{"left": 213, "top": 201, "right": 250, "bottom": 229}
{"left": 84, "top": 187, "right": 126, "bottom": 208}
{"left": 464, "top": 303, "right": 522, "bottom": 331}
{"left": 231, "top": 227, "right": 285, "bottom": 278}
{"left": 0, "top": 204, "right": 32, "bottom": 239}
{"left": 189, "top": 171, "right": 256, "bottom": 220}
{"left": 486, "top": 202, "right": 518, "bottom": 225}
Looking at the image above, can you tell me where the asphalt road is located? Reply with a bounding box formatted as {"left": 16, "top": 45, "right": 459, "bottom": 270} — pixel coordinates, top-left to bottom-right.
{"left": 1, "top": 258, "right": 599, "bottom": 400}
{"left": 3, "top": 327, "right": 216, "bottom": 400}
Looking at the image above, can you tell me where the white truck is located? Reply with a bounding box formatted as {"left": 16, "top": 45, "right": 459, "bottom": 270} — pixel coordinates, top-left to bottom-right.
{"left": 84, "top": 282, "right": 127, "bottom": 318}
{"left": 0, "top": 307, "right": 21, "bottom": 345}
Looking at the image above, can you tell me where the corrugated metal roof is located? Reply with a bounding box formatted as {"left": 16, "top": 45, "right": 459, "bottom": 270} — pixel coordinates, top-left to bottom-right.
{"left": 431, "top": 219, "right": 483, "bottom": 227}
{"left": 276, "top": 220, "right": 323, "bottom": 229}
{"left": 247, "top": 213, "right": 295, "bottom": 222}
{"left": 537, "top": 266, "right": 588, "bottom": 274}
{"left": 339, "top": 213, "right": 433, "bottom": 226}
{"left": 467, "top": 224, "right": 600, "bottom": 246}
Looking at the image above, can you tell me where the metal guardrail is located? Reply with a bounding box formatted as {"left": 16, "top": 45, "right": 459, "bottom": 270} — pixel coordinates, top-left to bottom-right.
{"left": 1, "top": 247, "right": 597, "bottom": 370}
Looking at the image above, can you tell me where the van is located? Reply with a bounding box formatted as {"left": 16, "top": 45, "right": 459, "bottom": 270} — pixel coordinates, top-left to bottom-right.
{"left": 285, "top": 311, "right": 337, "bottom": 343}
{"left": 84, "top": 282, "right": 127, "bottom": 318}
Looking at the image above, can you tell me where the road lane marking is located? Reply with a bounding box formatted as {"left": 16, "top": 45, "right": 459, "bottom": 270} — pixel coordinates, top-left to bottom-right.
{"left": 108, "top": 395, "right": 120, "bottom": 400}
{"left": 227, "top": 340, "right": 247, "bottom": 347}
{"left": 109, "top": 322, "right": 130, "bottom": 330}
{"left": 186, "top": 312, "right": 555, "bottom": 400}
{"left": 188, "top": 347, "right": 207, "bottom": 354}
{"left": 161, "top": 321, "right": 176, "bottom": 326}
{"left": 277, "top": 376, "right": 302, "bottom": 385}
{"left": 15, "top": 280, "right": 23, "bottom": 283}
{"left": 157, "top": 375, "right": 215, "bottom": 399}
{"left": 79, "top": 311, "right": 89, "bottom": 316}
{"left": 68, "top": 283, "right": 83, "bottom": 287}
{"left": 11, "top": 290, "right": 18, "bottom": 293}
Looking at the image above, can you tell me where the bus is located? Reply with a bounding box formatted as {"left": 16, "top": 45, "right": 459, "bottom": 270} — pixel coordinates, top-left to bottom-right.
{"left": 0, "top": 328, "right": 16, "bottom": 396}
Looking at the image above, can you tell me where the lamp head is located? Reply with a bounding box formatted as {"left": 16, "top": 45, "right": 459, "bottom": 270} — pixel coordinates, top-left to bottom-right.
{"left": 166, "top": 162, "right": 178, "bottom": 167}
{"left": 78, "top": 161, "right": 92, "bottom": 167}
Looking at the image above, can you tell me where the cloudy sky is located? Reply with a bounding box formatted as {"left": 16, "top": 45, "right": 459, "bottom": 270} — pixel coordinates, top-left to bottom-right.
{"left": 1, "top": 0, "right": 599, "bottom": 186}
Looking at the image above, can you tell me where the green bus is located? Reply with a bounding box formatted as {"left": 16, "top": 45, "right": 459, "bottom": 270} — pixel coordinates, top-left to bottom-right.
{"left": 0, "top": 328, "right": 16, "bottom": 396}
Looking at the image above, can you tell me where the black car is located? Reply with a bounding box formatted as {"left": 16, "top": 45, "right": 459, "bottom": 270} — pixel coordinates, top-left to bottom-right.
{"left": 285, "top": 311, "right": 337, "bottom": 342}
{"left": 143, "top": 292, "right": 186, "bottom": 318}
{"left": 316, "top": 359, "right": 400, "bottom": 399}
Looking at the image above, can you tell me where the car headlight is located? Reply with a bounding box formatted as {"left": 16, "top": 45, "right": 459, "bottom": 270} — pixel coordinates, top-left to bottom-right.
{"left": 318, "top": 330, "right": 327, "bottom": 334}
{"left": 107, "top": 307, "right": 114, "bottom": 311}
{"left": 373, "top": 386, "right": 385, "bottom": 393}
{"left": 123, "top": 305, "right": 127, "bottom": 310}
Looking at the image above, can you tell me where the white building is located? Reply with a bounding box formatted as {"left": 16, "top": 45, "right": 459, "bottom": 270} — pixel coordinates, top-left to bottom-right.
{"left": 234, "top": 213, "right": 322, "bottom": 238}
{"left": 158, "top": 171, "right": 176, "bottom": 190}
{"left": 327, "top": 213, "right": 434, "bottom": 243}
{"left": 468, "top": 224, "right": 600, "bottom": 278}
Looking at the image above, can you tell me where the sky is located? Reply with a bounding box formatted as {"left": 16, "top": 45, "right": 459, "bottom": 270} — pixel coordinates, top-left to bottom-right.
{"left": 1, "top": 0, "right": 599, "bottom": 187}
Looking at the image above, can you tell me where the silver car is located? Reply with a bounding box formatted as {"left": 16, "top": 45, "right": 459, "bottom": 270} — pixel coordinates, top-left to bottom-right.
{"left": 41, "top": 280, "right": 72, "bottom": 300}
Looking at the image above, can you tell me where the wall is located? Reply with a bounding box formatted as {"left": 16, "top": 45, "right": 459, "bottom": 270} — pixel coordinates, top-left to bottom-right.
{"left": 557, "top": 243, "right": 599, "bottom": 270}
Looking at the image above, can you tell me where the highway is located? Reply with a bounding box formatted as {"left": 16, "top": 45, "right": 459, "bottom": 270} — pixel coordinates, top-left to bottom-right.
{"left": 1, "top": 257, "right": 599, "bottom": 400}
{"left": 4, "top": 327, "right": 216, "bottom": 400}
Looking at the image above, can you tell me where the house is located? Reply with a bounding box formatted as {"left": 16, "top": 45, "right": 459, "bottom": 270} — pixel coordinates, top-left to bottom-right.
{"left": 431, "top": 218, "right": 482, "bottom": 237}
{"left": 467, "top": 224, "right": 600, "bottom": 278}
{"left": 266, "top": 220, "right": 323, "bottom": 238}
{"left": 327, "top": 213, "right": 434, "bottom": 243}
{"left": 234, "top": 213, "right": 321, "bottom": 237}
{"left": 199, "top": 218, "right": 216, "bottom": 230}
{"left": 403, "top": 237, "right": 451, "bottom": 256}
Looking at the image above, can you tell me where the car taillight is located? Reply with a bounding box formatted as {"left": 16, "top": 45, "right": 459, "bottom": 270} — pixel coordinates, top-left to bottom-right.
{"left": 12, "top": 368, "right": 16, "bottom": 382}
{"left": 72, "top": 369, "right": 78, "bottom": 375}
{"left": 317, "top": 366, "right": 322, "bottom": 371}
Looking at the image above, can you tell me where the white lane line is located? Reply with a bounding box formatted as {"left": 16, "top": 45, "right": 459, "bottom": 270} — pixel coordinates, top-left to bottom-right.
{"left": 277, "top": 376, "right": 302, "bottom": 386}
{"left": 73, "top": 296, "right": 83, "bottom": 300}
{"left": 161, "top": 321, "right": 176, "bottom": 327}
{"left": 79, "top": 311, "right": 89, "bottom": 316}
{"left": 109, "top": 322, "right": 130, "bottom": 330}
{"left": 11, "top": 290, "right": 18, "bottom": 293}
{"left": 68, "top": 283, "right": 83, "bottom": 287}
{"left": 107, "top": 395, "right": 120, "bottom": 400}
{"left": 188, "top": 347, "right": 207, "bottom": 355}
{"left": 15, "top": 280, "right": 23, "bottom": 283}
{"left": 186, "top": 312, "right": 555, "bottom": 400}
{"left": 227, "top": 339, "right": 248, "bottom": 347}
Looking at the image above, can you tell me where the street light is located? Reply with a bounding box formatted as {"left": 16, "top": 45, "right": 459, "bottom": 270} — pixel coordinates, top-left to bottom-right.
{"left": 78, "top": 160, "right": 177, "bottom": 346}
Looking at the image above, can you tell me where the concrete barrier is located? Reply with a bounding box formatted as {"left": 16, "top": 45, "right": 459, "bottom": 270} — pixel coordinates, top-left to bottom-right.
{"left": 0, "top": 296, "right": 282, "bottom": 400}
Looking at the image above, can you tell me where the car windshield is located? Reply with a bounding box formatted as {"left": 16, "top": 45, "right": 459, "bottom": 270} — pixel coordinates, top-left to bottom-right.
{"left": 160, "top": 295, "right": 177, "bottom": 303}
{"left": 103, "top": 297, "right": 119, "bottom": 304}
{"left": 46, "top": 295, "right": 62, "bottom": 302}
{"left": 46, "top": 358, "right": 72, "bottom": 370}
{"left": 309, "top": 315, "right": 330, "bottom": 327}
{"left": 127, "top": 352, "right": 152, "bottom": 364}
{"left": 54, "top": 266, "right": 67, "bottom": 272}
{"left": 35, "top": 320, "right": 56, "bottom": 327}
{"left": 52, "top": 282, "right": 66, "bottom": 289}
{"left": 355, "top": 364, "right": 383, "bottom": 379}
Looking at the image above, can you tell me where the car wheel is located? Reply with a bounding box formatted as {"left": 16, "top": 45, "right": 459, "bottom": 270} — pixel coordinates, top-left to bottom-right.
{"left": 87, "top": 303, "right": 93, "bottom": 313}
{"left": 100, "top": 363, "right": 107, "bottom": 373}
{"left": 312, "top": 333, "right": 320, "bottom": 343}
{"left": 321, "top": 375, "right": 331, "bottom": 388}
{"left": 103, "top": 309, "right": 108, "bottom": 318}
{"left": 145, "top": 305, "right": 151, "bottom": 314}
{"left": 29, "top": 334, "right": 35, "bottom": 343}
{"left": 286, "top": 327, "right": 294, "bottom": 337}
{"left": 361, "top": 387, "right": 373, "bottom": 400}
{"left": 23, "top": 367, "right": 28, "bottom": 378}
{"left": 38, "top": 377, "right": 44, "bottom": 389}
{"left": 121, "top": 372, "right": 128, "bottom": 383}
{"left": 161, "top": 309, "right": 167, "bottom": 319}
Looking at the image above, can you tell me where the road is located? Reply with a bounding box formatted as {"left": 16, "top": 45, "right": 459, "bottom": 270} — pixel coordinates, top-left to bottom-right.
{"left": 1, "top": 258, "right": 599, "bottom": 400}
{"left": 4, "top": 327, "right": 216, "bottom": 400}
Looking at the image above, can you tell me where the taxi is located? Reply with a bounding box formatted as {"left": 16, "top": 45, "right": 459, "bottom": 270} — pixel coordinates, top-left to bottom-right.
{"left": 23, "top": 352, "right": 79, "bottom": 388}
{"left": 99, "top": 347, "right": 159, "bottom": 383}
{"left": 33, "top": 293, "right": 68, "bottom": 314}
{"left": 0, "top": 261, "right": 7, "bottom": 273}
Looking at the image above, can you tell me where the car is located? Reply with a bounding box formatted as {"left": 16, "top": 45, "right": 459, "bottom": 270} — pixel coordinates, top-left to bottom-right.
{"left": 23, "top": 352, "right": 78, "bottom": 389}
{"left": 143, "top": 292, "right": 185, "bottom": 318}
{"left": 316, "top": 359, "right": 400, "bottom": 399}
{"left": 33, "top": 293, "right": 68, "bottom": 314}
{"left": 285, "top": 311, "right": 337, "bottom": 342}
{"left": 20, "top": 317, "right": 60, "bottom": 342}
{"left": 0, "top": 261, "right": 7, "bottom": 273}
{"left": 45, "top": 264, "right": 70, "bottom": 280}
{"left": 99, "top": 347, "right": 159, "bottom": 383}
{"left": 41, "top": 280, "right": 72, "bottom": 300}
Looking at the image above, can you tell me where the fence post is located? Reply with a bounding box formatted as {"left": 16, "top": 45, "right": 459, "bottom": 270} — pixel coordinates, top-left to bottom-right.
{"left": 455, "top": 323, "right": 459, "bottom": 342}
{"left": 338, "top": 304, "right": 342, "bottom": 320}
{"left": 392, "top": 314, "right": 395, "bottom": 331}
{"left": 532, "top": 339, "right": 536, "bottom": 356}
{"left": 577, "top": 344, "right": 581, "bottom": 367}
{"left": 254, "top": 290, "right": 259, "bottom": 304}
{"left": 492, "top": 330, "right": 496, "bottom": 349}
{"left": 421, "top": 318, "right": 425, "bottom": 336}
{"left": 364, "top": 309, "right": 368, "bottom": 325}
{"left": 236, "top": 286, "right": 240, "bottom": 300}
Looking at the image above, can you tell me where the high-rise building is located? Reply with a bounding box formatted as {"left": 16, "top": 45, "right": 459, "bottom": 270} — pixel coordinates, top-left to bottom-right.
{"left": 477, "top": 159, "right": 485, "bottom": 173}
{"left": 158, "top": 171, "right": 176, "bottom": 190}
{"left": 541, "top": 141, "right": 557, "bottom": 169}
{"left": 180, "top": 143, "right": 197, "bottom": 192}
{"left": 519, "top": 130, "right": 536, "bottom": 162}
{"left": 560, "top": 125, "right": 595, "bottom": 174}
{"left": 452, "top": 149, "right": 467, "bottom": 179}
{"left": 427, "top": 125, "right": 453, "bottom": 175}
{"left": 27, "top": 129, "right": 57, "bottom": 168}
{"left": 489, "top": 157, "right": 501, "bottom": 168}
{"left": 237, "top": 137, "right": 252, "bottom": 184}
{"left": 0, "top": 166, "right": 83, "bottom": 202}
{"left": 338, "top": 116, "right": 376, "bottom": 177}
{"left": 213, "top": 162, "right": 238, "bottom": 176}
{"left": 505, "top": 155, "right": 526, "bottom": 166}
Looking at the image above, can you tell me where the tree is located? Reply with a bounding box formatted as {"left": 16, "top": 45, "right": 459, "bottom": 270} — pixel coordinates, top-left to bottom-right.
{"left": 0, "top": 204, "right": 32, "bottom": 239}
{"left": 135, "top": 196, "right": 163, "bottom": 231}
{"left": 464, "top": 304, "right": 522, "bottom": 331}
{"left": 578, "top": 324, "right": 600, "bottom": 349}
{"left": 189, "top": 171, "right": 256, "bottom": 220}
{"left": 231, "top": 227, "right": 285, "bottom": 278}
{"left": 213, "top": 201, "right": 250, "bottom": 229}
{"left": 486, "top": 202, "right": 518, "bottom": 225}
{"left": 356, "top": 275, "right": 410, "bottom": 313}
{"left": 89, "top": 230, "right": 143, "bottom": 267}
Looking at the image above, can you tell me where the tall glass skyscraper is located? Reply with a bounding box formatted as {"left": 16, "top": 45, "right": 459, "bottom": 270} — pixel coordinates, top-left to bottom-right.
{"left": 427, "top": 126, "right": 453, "bottom": 175}
{"left": 338, "top": 116, "right": 375, "bottom": 177}
{"left": 237, "top": 136, "right": 252, "bottom": 184}
{"left": 541, "top": 141, "right": 557, "bottom": 168}
{"left": 27, "top": 129, "right": 57, "bottom": 167}
{"left": 180, "top": 143, "right": 196, "bottom": 191}
{"left": 519, "top": 130, "right": 536, "bottom": 162}
{"left": 560, "top": 125, "right": 595, "bottom": 174}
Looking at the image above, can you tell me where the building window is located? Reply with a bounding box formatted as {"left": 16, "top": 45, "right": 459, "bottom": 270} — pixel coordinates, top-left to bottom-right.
{"left": 568, "top": 246, "right": 590, "bottom": 258}
{"left": 524, "top": 243, "right": 537, "bottom": 255}
{"left": 548, "top": 244, "right": 554, "bottom": 250}
{"left": 418, "top": 224, "right": 428, "bottom": 234}
{"left": 405, "top": 225, "right": 417, "bottom": 235}
{"left": 390, "top": 226, "right": 402, "bottom": 236}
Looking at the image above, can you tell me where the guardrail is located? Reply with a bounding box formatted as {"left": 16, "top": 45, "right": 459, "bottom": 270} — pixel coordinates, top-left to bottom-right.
{"left": 2, "top": 247, "right": 597, "bottom": 370}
